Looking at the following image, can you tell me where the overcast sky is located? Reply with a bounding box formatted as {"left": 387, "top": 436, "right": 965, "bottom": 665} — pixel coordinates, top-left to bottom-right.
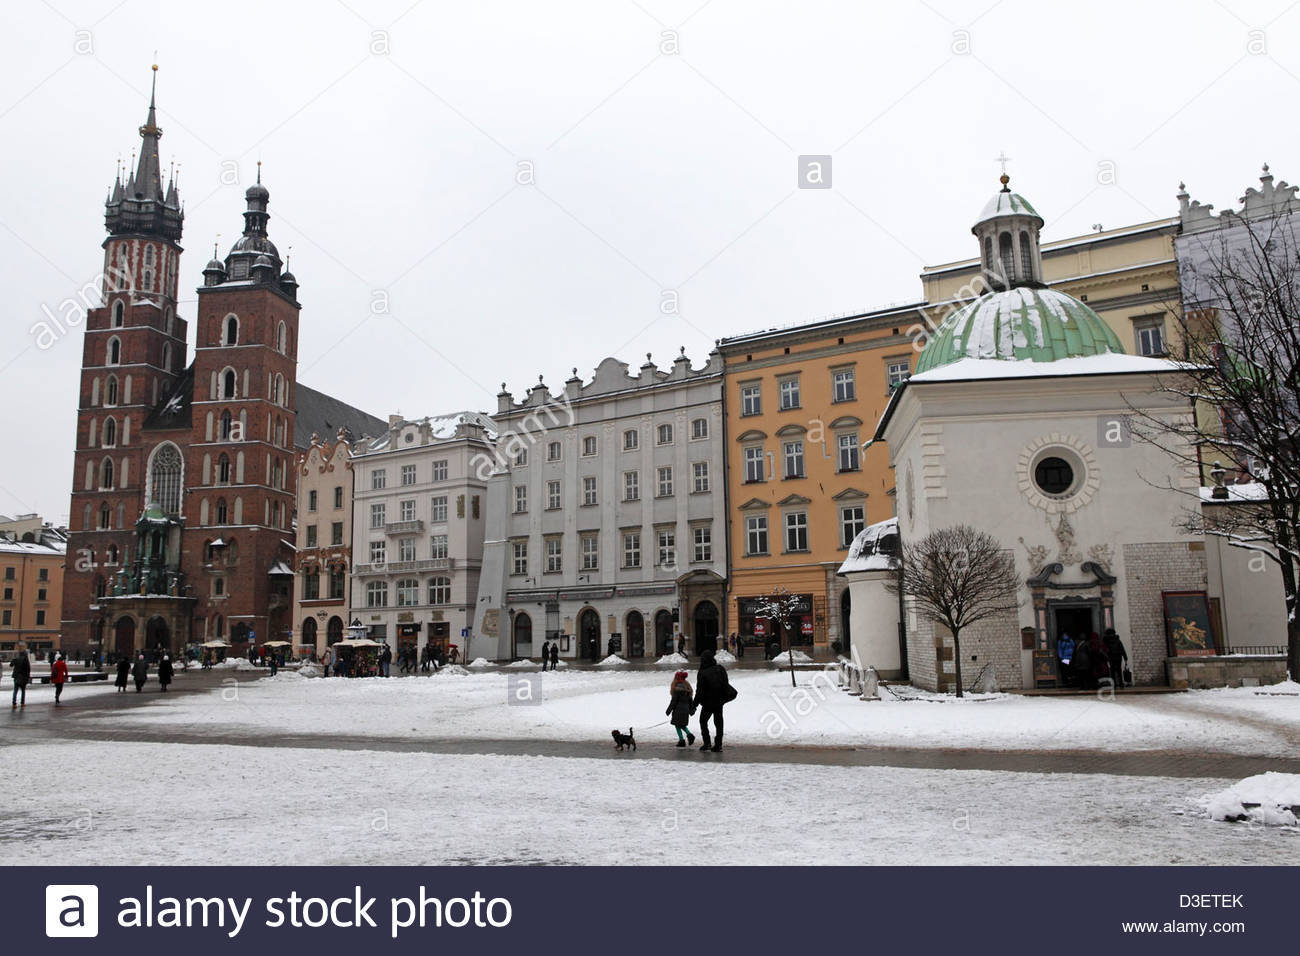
{"left": 4, "top": 0, "right": 1299, "bottom": 524}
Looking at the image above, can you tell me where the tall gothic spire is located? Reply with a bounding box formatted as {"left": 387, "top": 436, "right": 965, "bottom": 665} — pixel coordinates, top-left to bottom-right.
{"left": 105, "top": 65, "right": 183, "bottom": 240}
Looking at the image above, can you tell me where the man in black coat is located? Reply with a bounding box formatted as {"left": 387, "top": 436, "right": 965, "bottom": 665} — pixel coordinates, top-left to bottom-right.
{"left": 10, "top": 649, "right": 31, "bottom": 709}
{"left": 692, "top": 649, "right": 733, "bottom": 752}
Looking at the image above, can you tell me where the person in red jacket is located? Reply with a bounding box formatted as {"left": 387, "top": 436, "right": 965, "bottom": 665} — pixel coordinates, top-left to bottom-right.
{"left": 51, "top": 653, "right": 69, "bottom": 706}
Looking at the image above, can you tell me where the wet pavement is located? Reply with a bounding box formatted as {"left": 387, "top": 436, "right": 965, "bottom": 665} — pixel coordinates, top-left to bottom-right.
{"left": 4, "top": 667, "right": 1297, "bottom": 780}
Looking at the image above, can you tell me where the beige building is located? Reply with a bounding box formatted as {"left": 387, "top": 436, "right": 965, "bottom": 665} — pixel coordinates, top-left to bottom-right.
{"left": 1, "top": 521, "right": 68, "bottom": 659}
{"left": 292, "top": 433, "right": 356, "bottom": 656}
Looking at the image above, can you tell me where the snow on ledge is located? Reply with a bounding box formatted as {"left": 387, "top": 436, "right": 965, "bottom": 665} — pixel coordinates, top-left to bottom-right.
{"left": 1199, "top": 482, "right": 1269, "bottom": 503}
{"left": 909, "top": 354, "right": 1190, "bottom": 383}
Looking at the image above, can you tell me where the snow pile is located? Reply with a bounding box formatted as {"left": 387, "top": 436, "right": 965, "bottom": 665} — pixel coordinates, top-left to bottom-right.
{"left": 435, "top": 664, "right": 470, "bottom": 677}
{"left": 213, "top": 658, "right": 259, "bottom": 672}
{"left": 1204, "top": 773, "right": 1300, "bottom": 826}
{"left": 466, "top": 658, "right": 495, "bottom": 669}
{"left": 714, "top": 650, "right": 736, "bottom": 664}
{"left": 770, "top": 650, "right": 813, "bottom": 665}
{"left": 298, "top": 664, "right": 322, "bottom": 679}
{"left": 260, "top": 670, "right": 306, "bottom": 683}
{"left": 504, "top": 659, "right": 538, "bottom": 669}
{"left": 597, "top": 655, "right": 628, "bottom": 667}
{"left": 656, "top": 653, "right": 688, "bottom": 666}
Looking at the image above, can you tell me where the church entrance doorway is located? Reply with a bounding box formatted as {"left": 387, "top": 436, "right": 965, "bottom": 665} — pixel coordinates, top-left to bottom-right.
{"left": 145, "top": 616, "right": 171, "bottom": 656}
{"left": 1048, "top": 599, "right": 1100, "bottom": 688}
{"left": 114, "top": 616, "right": 135, "bottom": 657}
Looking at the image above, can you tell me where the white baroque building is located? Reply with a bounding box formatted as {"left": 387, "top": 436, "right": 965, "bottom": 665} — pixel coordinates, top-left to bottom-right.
{"left": 473, "top": 351, "right": 727, "bottom": 661}
{"left": 349, "top": 413, "right": 496, "bottom": 660}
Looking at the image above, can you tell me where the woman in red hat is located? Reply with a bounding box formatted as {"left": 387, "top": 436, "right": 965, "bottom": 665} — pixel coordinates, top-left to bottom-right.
{"left": 665, "top": 670, "right": 696, "bottom": 748}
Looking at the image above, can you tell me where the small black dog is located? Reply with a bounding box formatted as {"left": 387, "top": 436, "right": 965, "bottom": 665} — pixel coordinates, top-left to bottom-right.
{"left": 611, "top": 727, "right": 636, "bottom": 752}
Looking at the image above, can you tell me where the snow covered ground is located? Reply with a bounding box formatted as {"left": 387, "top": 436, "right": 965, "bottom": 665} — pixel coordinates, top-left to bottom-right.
{"left": 0, "top": 740, "right": 1294, "bottom": 866}
{"left": 81, "top": 669, "right": 1300, "bottom": 757}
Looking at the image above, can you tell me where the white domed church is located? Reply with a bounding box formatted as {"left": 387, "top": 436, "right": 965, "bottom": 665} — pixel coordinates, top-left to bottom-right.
{"left": 839, "top": 175, "right": 1287, "bottom": 692}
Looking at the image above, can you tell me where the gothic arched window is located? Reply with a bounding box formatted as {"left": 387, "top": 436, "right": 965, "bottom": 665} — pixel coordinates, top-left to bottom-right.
{"left": 103, "top": 417, "right": 117, "bottom": 447}
{"left": 112, "top": 300, "right": 124, "bottom": 328}
{"left": 216, "top": 498, "right": 228, "bottom": 525}
{"left": 217, "top": 453, "right": 231, "bottom": 484}
{"left": 224, "top": 314, "right": 239, "bottom": 346}
{"left": 101, "top": 457, "right": 115, "bottom": 490}
{"left": 277, "top": 321, "right": 287, "bottom": 354}
{"left": 220, "top": 410, "right": 233, "bottom": 441}
{"left": 223, "top": 368, "right": 237, "bottom": 399}
{"left": 147, "top": 442, "right": 183, "bottom": 515}
{"left": 99, "top": 504, "right": 110, "bottom": 529}
{"left": 162, "top": 342, "right": 172, "bottom": 372}
{"left": 108, "top": 337, "right": 121, "bottom": 366}
{"left": 106, "top": 375, "right": 119, "bottom": 406}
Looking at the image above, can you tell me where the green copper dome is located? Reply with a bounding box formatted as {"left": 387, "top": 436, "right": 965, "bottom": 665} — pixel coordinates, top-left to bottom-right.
{"left": 915, "top": 287, "right": 1126, "bottom": 374}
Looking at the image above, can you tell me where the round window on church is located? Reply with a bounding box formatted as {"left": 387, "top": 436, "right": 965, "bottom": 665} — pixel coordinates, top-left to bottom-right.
{"left": 1034, "top": 456, "right": 1075, "bottom": 496}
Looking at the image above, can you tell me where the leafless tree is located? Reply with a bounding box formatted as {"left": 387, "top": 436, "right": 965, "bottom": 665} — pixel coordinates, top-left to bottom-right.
{"left": 889, "top": 525, "right": 1020, "bottom": 697}
{"left": 752, "top": 586, "right": 807, "bottom": 687}
{"left": 1129, "top": 215, "right": 1300, "bottom": 676}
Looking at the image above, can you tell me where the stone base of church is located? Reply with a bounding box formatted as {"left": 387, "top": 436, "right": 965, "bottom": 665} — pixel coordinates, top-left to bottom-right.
{"left": 1167, "top": 654, "right": 1288, "bottom": 689}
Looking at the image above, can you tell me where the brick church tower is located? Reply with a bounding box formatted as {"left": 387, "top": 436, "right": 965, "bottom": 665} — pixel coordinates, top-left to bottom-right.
{"left": 61, "top": 69, "right": 302, "bottom": 658}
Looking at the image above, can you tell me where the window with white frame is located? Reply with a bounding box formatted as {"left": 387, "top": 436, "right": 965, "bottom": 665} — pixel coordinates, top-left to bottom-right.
{"left": 371, "top": 469, "right": 386, "bottom": 490}
{"left": 840, "top": 504, "right": 866, "bottom": 548}
{"left": 833, "top": 367, "right": 856, "bottom": 402}
{"left": 396, "top": 579, "right": 419, "bottom": 606}
{"left": 581, "top": 533, "right": 599, "bottom": 570}
{"left": 779, "top": 377, "right": 800, "bottom": 410}
{"left": 428, "top": 576, "right": 451, "bottom": 605}
{"left": 582, "top": 436, "right": 597, "bottom": 457}
{"left": 547, "top": 441, "right": 562, "bottom": 462}
{"left": 582, "top": 476, "right": 597, "bottom": 505}
{"left": 545, "top": 537, "right": 562, "bottom": 573}
{"left": 745, "top": 515, "right": 769, "bottom": 556}
{"left": 399, "top": 499, "right": 415, "bottom": 522}
{"left": 430, "top": 534, "right": 448, "bottom": 560}
{"left": 692, "top": 461, "right": 710, "bottom": 493}
{"left": 784, "top": 439, "right": 805, "bottom": 478}
{"left": 622, "top": 531, "right": 641, "bottom": 568}
{"left": 657, "top": 466, "right": 673, "bottom": 497}
{"left": 837, "top": 432, "right": 860, "bottom": 472}
{"left": 369, "top": 540, "right": 386, "bottom": 564}
{"left": 740, "top": 382, "right": 761, "bottom": 416}
{"left": 513, "top": 447, "right": 529, "bottom": 467}
{"left": 1134, "top": 317, "right": 1166, "bottom": 356}
{"left": 366, "top": 581, "right": 388, "bottom": 608}
{"left": 693, "top": 524, "right": 712, "bottom": 563}
{"left": 512, "top": 540, "right": 528, "bottom": 575}
{"left": 547, "top": 479, "right": 562, "bottom": 510}
{"left": 398, "top": 538, "right": 416, "bottom": 562}
{"left": 886, "top": 360, "right": 911, "bottom": 389}
{"left": 401, "top": 464, "right": 416, "bottom": 485}
{"left": 623, "top": 471, "right": 640, "bottom": 501}
{"left": 432, "top": 460, "right": 448, "bottom": 481}
{"left": 514, "top": 485, "right": 528, "bottom": 513}
{"left": 431, "top": 496, "right": 448, "bottom": 523}
{"left": 744, "top": 446, "right": 765, "bottom": 483}
{"left": 657, "top": 423, "right": 673, "bottom": 445}
{"left": 657, "top": 529, "right": 675, "bottom": 569}
{"left": 785, "top": 511, "right": 809, "bottom": 552}
{"left": 691, "top": 417, "right": 709, "bottom": 440}
{"left": 370, "top": 502, "right": 386, "bottom": 529}
{"left": 623, "top": 429, "right": 639, "bottom": 451}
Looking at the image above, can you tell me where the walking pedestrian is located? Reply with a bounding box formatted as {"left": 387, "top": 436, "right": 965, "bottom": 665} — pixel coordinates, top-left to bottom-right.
{"left": 321, "top": 647, "right": 332, "bottom": 677}
{"left": 1103, "top": 628, "right": 1129, "bottom": 688}
{"left": 549, "top": 641, "right": 558, "bottom": 671}
{"left": 665, "top": 670, "right": 696, "bottom": 748}
{"left": 115, "top": 656, "right": 130, "bottom": 692}
{"left": 692, "top": 649, "right": 736, "bottom": 752}
{"left": 158, "top": 654, "right": 174, "bottom": 692}
{"left": 10, "top": 647, "right": 31, "bottom": 709}
{"left": 132, "top": 653, "right": 148, "bottom": 693}
{"left": 51, "top": 653, "right": 69, "bottom": 706}
{"left": 1056, "top": 632, "right": 1075, "bottom": 688}
{"left": 541, "top": 639, "right": 551, "bottom": 671}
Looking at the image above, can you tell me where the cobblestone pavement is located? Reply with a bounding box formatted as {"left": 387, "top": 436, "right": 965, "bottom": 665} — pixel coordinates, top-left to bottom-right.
{"left": 4, "top": 668, "right": 1297, "bottom": 779}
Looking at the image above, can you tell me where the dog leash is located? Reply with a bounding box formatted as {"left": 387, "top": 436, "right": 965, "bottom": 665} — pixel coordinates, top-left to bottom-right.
{"left": 629, "top": 720, "right": 670, "bottom": 731}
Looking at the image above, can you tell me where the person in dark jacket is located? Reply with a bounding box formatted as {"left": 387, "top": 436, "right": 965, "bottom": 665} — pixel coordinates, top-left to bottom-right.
{"left": 692, "top": 649, "right": 733, "bottom": 752}
{"left": 549, "top": 642, "right": 558, "bottom": 670}
{"left": 540, "top": 639, "right": 551, "bottom": 671}
{"left": 51, "top": 653, "right": 69, "bottom": 705}
{"left": 1103, "top": 628, "right": 1129, "bottom": 688}
{"left": 1072, "top": 635, "right": 1093, "bottom": 689}
{"left": 10, "top": 648, "right": 31, "bottom": 709}
{"left": 132, "top": 653, "right": 148, "bottom": 693}
{"left": 115, "top": 657, "right": 130, "bottom": 692}
{"left": 158, "top": 655, "right": 174, "bottom": 692}
{"left": 665, "top": 670, "right": 696, "bottom": 747}
{"left": 1088, "top": 632, "right": 1110, "bottom": 687}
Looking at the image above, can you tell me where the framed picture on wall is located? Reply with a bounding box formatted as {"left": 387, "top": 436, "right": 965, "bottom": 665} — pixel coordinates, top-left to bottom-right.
{"left": 559, "top": 635, "right": 570, "bottom": 652}
{"left": 1161, "top": 590, "right": 1218, "bottom": 656}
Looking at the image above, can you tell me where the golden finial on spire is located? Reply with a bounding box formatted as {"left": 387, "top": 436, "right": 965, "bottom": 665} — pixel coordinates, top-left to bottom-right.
{"left": 256, "top": 159, "right": 262, "bottom": 184}
{"left": 995, "top": 151, "right": 1011, "bottom": 191}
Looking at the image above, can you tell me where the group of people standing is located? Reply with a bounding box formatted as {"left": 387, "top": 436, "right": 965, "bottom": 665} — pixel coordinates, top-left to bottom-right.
{"left": 113, "top": 653, "right": 174, "bottom": 693}
{"left": 1057, "top": 628, "right": 1129, "bottom": 690}
{"left": 538, "top": 640, "right": 560, "bottom": 670}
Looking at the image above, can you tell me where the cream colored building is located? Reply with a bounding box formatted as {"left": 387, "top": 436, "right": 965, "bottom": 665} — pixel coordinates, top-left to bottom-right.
{"left": 292, "top": 433, "right": 356, "bottom": 656}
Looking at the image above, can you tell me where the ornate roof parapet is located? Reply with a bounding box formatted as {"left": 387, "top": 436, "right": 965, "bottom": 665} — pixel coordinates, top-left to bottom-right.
{"left": 1179, "top": 165, "right": 1300, "bottom": 233}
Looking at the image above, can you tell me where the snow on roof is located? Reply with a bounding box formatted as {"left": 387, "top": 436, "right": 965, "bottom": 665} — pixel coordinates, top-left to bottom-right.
{"left": 838, "top": 517, "right": 900, "bottom": 575}
{"left": 267, "top": 560, "right": 294, "bottom": 576}
{"left": 909, "top": 353, "right": 1189, "bottom": 383}
{"left": 0, "top": 538, "right": 65, "bottom": 556}
{"left": 1199, "top": 482, "right": 1269, "bottom": 503}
